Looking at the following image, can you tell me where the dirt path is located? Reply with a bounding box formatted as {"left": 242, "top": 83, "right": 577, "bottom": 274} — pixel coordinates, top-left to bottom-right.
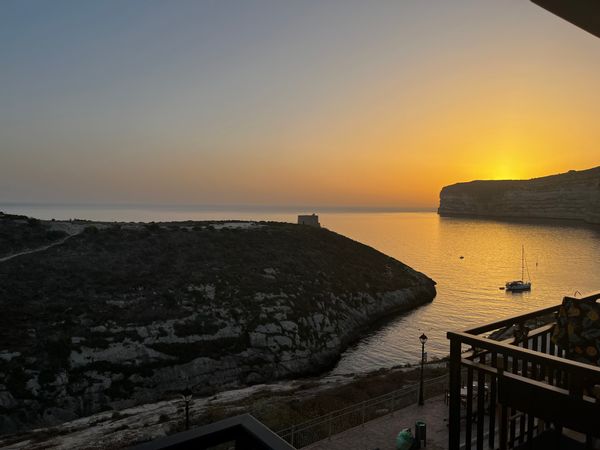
{"left": 0, "top": 233, "right": 78, "bottom": 263}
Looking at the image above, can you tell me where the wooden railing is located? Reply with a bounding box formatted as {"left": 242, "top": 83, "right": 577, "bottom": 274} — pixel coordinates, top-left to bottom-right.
{"left": 447, "top": 294, "right": 600, "bottom": 450}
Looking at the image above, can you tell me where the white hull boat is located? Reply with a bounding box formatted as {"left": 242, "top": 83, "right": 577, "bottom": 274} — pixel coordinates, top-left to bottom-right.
{"left": 506, "top": 246, "right": 531, "bottom": 292}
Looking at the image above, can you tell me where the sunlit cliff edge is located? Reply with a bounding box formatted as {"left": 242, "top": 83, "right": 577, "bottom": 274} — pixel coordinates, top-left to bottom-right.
{"left": 438, "top": 166, "right": 600, "bottom": 224}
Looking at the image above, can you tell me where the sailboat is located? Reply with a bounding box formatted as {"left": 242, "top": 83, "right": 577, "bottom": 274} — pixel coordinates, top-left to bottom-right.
{"left": 505, "top": 245, "right": 531, "bottom": 292}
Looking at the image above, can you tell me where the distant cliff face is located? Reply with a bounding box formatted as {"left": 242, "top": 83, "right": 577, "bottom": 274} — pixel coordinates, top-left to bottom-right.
{"left": 0, "top": 219, "right": 435, "bottom": 432}
{"left": 438, "top": 166, "right": 600, "bottom": 224}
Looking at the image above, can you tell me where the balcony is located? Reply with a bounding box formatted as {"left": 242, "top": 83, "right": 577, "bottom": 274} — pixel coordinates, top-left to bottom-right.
{"left": 130, "top": 414, "right": 295, "bottom": 450}
{"left": 447, "top": 292, "right": 600, "bottom": 449}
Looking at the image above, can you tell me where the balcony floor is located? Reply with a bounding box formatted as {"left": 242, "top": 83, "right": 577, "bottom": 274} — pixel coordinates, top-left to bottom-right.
{"left": 513, "top": 430, "right": 588, "bottom": 450}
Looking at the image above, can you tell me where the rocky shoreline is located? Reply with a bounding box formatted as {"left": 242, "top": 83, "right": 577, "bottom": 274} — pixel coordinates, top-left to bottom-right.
{"left": 438, "top": 166, "right": 600, "bottom": 224}
{"left": 0, "top": 216, "right": 436, "bottom": 433}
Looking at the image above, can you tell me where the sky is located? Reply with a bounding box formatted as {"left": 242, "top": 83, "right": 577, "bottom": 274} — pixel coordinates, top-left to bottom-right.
{"left": 1, "top": 1, "right": 599, "bottom": 209}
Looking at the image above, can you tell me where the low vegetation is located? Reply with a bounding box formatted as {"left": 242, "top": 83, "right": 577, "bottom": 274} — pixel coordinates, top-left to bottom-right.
{"left": 0, "top": 216, "right": 435, "bottom": 433}
{"left": 0, "top": 212, "right": 67, "bottom": 257}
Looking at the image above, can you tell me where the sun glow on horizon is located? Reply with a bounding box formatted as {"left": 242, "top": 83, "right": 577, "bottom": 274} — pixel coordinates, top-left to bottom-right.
{"left": 1, "top": 1, "right": 599, "bottom": 208}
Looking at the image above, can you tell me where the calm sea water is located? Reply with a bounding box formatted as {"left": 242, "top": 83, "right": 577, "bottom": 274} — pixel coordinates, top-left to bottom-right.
{"left": 325, "top": 213, "right": 600, "bottom": 374}
{"left": 4, "top": 204, "right": 600, "bottom": 374}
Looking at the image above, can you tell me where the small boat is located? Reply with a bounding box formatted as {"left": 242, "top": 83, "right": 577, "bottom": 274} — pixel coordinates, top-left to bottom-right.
{"left": 505, "top": 280, "right": 531, "bottom": 291}
{"left": 506, "top": 245, "right": 531, "bottom": 292}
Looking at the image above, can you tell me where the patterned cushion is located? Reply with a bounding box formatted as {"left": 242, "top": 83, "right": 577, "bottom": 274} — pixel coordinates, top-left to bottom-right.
{"left": 551, "top": 297, "right": 600, "bottom": 366}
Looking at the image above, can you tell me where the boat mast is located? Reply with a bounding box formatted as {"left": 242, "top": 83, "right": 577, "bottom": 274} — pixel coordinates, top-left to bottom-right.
{"left": 521, "top": 245, "right": 524, "bottom": 281}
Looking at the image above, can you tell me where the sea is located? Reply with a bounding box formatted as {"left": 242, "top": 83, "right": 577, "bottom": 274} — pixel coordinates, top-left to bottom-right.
{"left": 3, "top": 203, "right": 600, "bottom": 375}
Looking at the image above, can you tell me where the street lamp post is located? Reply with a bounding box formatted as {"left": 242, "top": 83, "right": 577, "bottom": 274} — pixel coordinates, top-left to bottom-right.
{"left": 181, "top": 388, "right": 193, "bottom": 430}
{"left": 418, "top": 333, "right": 428, "bottom": 406}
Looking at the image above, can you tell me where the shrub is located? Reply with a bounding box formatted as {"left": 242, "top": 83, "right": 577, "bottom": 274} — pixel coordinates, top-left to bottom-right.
{"left": 27, "top": 218, "right": 41, "bottom": 227}
{"left": 84, "top": 225, "right": 99, "bottom": 234}
{"left": 45, "top": 230, "right": 67, "bottom": 240}
{"left": 144, "top": 223, "right": 161, "bottom": 232}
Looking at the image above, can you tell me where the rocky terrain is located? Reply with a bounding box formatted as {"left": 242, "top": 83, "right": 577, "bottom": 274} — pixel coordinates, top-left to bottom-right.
{"left": 0, "top": 215, "right": 436, "bottom": 433}
{"left": 0, "top": 362, "right": 448, "bottom": 450}
{"left": 438, "top": 166, "right": 600, "bottom": 224}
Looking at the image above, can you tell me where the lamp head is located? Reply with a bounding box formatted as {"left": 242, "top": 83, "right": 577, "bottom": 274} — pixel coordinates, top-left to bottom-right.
{"left": 419, "top": 333, "right": 428, "bottom": 345}
{"left": 181, "top": 388, "right": 193, "bottom": 401}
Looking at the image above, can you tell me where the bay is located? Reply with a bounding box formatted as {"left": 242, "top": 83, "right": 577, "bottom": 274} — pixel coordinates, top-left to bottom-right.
{"left": 4, "top": 204, "right": 599, "bottom": 375}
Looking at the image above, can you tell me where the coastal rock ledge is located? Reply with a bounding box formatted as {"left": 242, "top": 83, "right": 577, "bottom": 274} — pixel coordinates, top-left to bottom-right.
{"left": 0, "top": 218, "right": 435, "bottom": 432}
{"left": 438, "top": 166, "right": 600, "bottom": 224}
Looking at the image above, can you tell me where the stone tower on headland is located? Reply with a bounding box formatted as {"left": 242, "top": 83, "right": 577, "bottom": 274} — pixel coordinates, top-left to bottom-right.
{"left": 298, "top": 213, "right": 320, "bottom": 227}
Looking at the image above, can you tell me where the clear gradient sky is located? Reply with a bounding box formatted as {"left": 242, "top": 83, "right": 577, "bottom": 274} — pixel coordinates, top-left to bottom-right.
{"left": 1, "top": 1, "right": 599, "bottom": 208}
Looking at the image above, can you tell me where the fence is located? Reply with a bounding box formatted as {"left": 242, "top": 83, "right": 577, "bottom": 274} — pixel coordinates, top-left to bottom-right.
{"left": 276, "top": 374, "right": 448, "bottom": 448}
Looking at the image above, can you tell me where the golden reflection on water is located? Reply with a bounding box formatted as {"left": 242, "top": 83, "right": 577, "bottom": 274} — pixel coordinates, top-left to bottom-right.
{"left": 323, "top": 212, "right": 600, "bottom": 373}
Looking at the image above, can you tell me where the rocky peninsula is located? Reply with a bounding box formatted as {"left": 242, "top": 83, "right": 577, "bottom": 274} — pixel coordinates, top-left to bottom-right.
{"left": 438, "top": 166, "right": 600, "bottom": 224}
{"left": 0, "top": 214, "right": 436, "bottom": 432}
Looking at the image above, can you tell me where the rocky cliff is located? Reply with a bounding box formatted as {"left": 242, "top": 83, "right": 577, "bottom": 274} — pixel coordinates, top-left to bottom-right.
{"left": 0, "top": 218, "right": 435, "bottom": 432}
{"left": 438, "top": 166, "right": 600, "bottom": 223}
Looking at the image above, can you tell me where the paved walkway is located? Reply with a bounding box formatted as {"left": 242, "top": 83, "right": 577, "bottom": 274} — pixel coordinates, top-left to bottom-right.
{"left": 306, "top": 394, "right": 449, "bottom": 450}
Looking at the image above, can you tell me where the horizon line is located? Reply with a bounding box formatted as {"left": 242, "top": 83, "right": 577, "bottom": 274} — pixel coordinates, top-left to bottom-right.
{"left": 0, "top": 201, "right": 437, "bottom": 214}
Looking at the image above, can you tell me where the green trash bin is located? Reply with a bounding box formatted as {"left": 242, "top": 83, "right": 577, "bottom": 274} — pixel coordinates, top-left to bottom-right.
{"left": 415, "top": 421, "right": 426, "bottom": 448}
{"left": 396, "top": 427, "right": 415, "bottom": 450}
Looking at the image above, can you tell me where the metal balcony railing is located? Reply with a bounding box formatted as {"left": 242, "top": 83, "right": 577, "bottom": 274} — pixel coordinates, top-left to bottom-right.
{"left": 276, "top": 374, "right": 448, "bottom": 448}
{"left": 447, "top": 293, "right": 600, "bottom": 450}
